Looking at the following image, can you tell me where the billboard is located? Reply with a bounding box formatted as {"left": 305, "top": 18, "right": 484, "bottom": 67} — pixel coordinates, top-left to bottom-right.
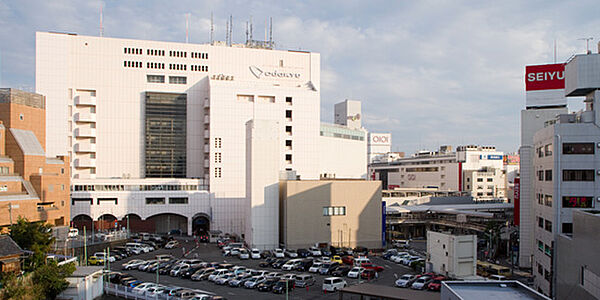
{"left": 525, "top": 63, "right": 566, "bottom": 108}
{"left": 369, "top": 133, "right": 391, "bottom": 145}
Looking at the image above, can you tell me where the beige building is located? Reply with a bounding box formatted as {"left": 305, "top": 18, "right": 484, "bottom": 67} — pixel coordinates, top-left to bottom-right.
{"left": 279, "top": 179, "right": 382, "bottom": 249}
{"left": 427, "top": 231, "right": 477, "bottom": 279}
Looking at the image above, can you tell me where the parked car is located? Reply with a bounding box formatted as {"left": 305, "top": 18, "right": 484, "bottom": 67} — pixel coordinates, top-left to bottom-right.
{"left": 239, "top": 249, "right": 250, "bottom": 259}
{"left": 228, "top": 274, "right": 253, "bottom": 287}
{"left": 251, "top": 248, "right": 261, "bottom": 259}
{"left": 244, "top": 276, "right": 266, "bottom": 289}
{"left": 257, "top": 278, "right": 280, "bottom": 292}
{"left": 360, "top": 269, "right": 377, "bottom": 280}
{"left": 319, "top": 262, "right": 340, "bottom": 275}
{"left": 94, "top": 252, "right": 116, "bottom": 263}
{"left": 68, "top": 228, "right": 79, "bottom": 238}
{"left": 427, "top": 276, "right": 447, "bottom": 292}
{"left": 208, "top": 269, "right": 230, "bottom": 282}
{"left": 282, "top": 259, "right": 302, "bottom": 271}
{"left": 294, "top": 259, "right": 314, "bottom": 272}
{"left": 165, "top": 240, "right": 180, "bottom": 249}
{"left": 132, "top": 282, "right": 157, "bottom": 294}
{"left": 297, "top": 248, "right": 310, "bottom": 258}
{"left": 123, "top": 259, "right": 145, "bottom": 270}
{"left": 88, "top": 256, "right": 104, "bottom": 266}
{"left": 341, "top": 255, "right": 354, "bottom": 265}
{"left": 353, "top": 246, "right": 368, "bottom": 256}
{"left": 361, "top": 263, "right": 384, "bottom": 272}
{"left": 411, "top": 276, "right": 433, "bottom": 290}
{"left": 308, "top": 262, "right": 323, "bottom": 273}
{"left": 294, "top": 274, "right": 316, "bottom": 288}
{"left": 273, "top": 248, "right": 285, "bottom": 258}
{"left": 320, "top": 248, "right": 332, "bottom": 257}
{"left": 322, "top": 277, "right": 347, "bottom": 292}
{"left": 259, "top": 258, "right": 276, "bottom": 268}
{"left": 215, "top": 273, "right": 236, "bottom": 285}
{"left": 284, "top": 249, "right": 298, "bottom": 258}
{"left": 191, "top": 268, "right": 215, "bottom": 281}
{"left": 272, "top": 279, "right": 294, "bottom": 294}
{"left": 347, "top": 267, "right": 364, "bottom": 279}
{"left": 353, "top": 257, "right": 371, "bottom": 266}
{"left": 331, "top": 266, "right": 351, "bottom": 277}
{"left": 395, "top": 274, "right": 417, "bottom": 288}
{"left": 308, "top": 247, "right": 322, "bottom": 256}
{"left": 331, "top": 255, "right": 343, "bottom": 264}
{"left": 272, "top": 259, "right": 288, "bottom": 269}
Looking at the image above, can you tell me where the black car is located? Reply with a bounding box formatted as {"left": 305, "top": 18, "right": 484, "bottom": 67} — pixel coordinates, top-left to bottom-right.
{"left": 257, "top": 278, "right": 279, "bottom": 292}
{"left": 320, "top": 248, "right": 332, "bottom": 257}
{"left": 271, "top": 259, "right": 287, "bottom": 269}
{"left": 294, "top": 259, "right": 314, "bottom": 272}
{"left": 261, "top": 250, "right": 273, "bottom": 258}
{"left": 353, "top": 246, "right": 368, "bottom": 256}
{"left": 297, "top": 248, "right": 309, "bottom": 258}
{"left": 272, "top": 280, "right": 294, "bottom": 294}
{"left": 182, "top": 266, "right": 202, "bottom": 279}
{"left": 331, "top": 266, "right": 351, "bottom": 277}
{"left": 259, "top": 258, "right": 277, "bottom": 268}
{"left": 159, "top": 263, "right": 176, "bottom": 275}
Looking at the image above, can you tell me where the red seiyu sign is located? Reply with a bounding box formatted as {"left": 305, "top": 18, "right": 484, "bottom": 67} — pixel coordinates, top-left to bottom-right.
{"left": 525, "top": 63, "right": 565, "bottom": 91}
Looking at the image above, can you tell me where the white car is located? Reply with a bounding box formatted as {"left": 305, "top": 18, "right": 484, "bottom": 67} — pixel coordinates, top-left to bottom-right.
{"left": 238, "top": 249, "right": 250, "bottom": 259}
{"left": 308, "top": 262, "right": 323, "bottom": 273}
{"left": 411, "top": 276, "right": 432, "bottom": 290}
{"left": 230, "top": 248, "right": 241, "bottom": 256}
{"left": 123, "top": 259, "right": 145, "bottom": 270}
{"left": 244, "top": 276, "right": 266, "bottom": 288}
{"left": 208, "top": 269, "right": 229, "bottom": 282}
{"left": 395, "top": 274, "right": 417, "bottom": 287}
{"left": 145, "top": 285, "right": 166, "bottom": 296}
{"left": 347, "top": 267, "right": 364, "bottom": 278}
{"left": 322, "top": 277, "right": 347, "bottom": 292}
{"left": 308, "top": 247, "right": 322, "bottom": 256}
{"left": 94, "top": 252, "right": 116, "bottom": 263}
{"left": 282, "top": 274, "right": 297, "bottom": 281}
{"left": 68, "top": 228, "right": 79, "bottom": 238}
{"left": 190, "top": 294, "right": 213, "bottom": 300}
{"left": 165, "top": 241, "right": 179, "bottom": 249}
{"left": 282, "top": 259, "right": 301, "bottom": 271}
{"left": 273, "top": 248, "right": 285, "bottom": 258}
{"left": 284, "top": 249, "right": 298, "bottom": 258}
{"left": 250, "top": 248, "right": 261, "bottom": 259}
{"left": 132, "top": 282, "right": 157, "bottom": 294}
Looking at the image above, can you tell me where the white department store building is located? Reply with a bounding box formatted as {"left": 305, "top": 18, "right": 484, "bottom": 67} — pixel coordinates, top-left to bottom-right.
{"left": 36, "top": 32, "right": 365, "bottom": 249}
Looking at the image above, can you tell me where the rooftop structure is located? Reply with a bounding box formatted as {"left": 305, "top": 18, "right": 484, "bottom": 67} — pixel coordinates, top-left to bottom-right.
{"left": 442, "top": 281, "right": 550, "bottom": 300}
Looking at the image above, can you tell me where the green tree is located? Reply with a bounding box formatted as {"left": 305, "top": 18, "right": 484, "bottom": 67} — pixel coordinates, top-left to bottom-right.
{"left": 31, "top": 262, "right": 75, "bottom": 300}
{"left": 9, "top": 217, "right": 54, "bottom": 270}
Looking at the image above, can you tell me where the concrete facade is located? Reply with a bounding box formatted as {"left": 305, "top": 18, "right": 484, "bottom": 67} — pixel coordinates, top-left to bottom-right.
{"left": 556, "top": 210, "right": 600, "bottom": 300}
{"left": 427, "top": 231, "right": 477, "bottom": 279}
{"left": 279, "top": 179, "right": 382, "bottom": 249}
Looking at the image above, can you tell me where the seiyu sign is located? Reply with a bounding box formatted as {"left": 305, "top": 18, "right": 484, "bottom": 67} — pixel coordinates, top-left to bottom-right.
{"left": 249, "top": 66, "right": 301, "bottom": 79}
{"left": 525, "top": 63, "right": 565, "bottom": 91}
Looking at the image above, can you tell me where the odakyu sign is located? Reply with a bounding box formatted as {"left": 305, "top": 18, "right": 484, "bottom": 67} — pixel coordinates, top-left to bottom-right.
{"left": 249, "top": 66, "right": 301, "bottom": 79}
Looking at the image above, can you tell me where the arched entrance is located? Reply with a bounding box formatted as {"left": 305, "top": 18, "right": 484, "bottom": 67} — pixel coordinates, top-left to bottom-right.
{"left": 147, "top": 213, "right": 188, "bottom": 235}
{"left": 72, "top": 214, "right": 93, "bottom": 231}
{"left": 96, "top": 214, "right": 117, "bottom": 231}
{"left": 192, "top": 213, "right": 211, "bottom": 236}
{"left": 121, "top": 214, "right": 150, "bottom": 233}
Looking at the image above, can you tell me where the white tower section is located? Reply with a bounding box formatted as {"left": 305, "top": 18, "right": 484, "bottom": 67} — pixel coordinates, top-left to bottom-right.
{"left": 334, "top": 99, "right": 362, "bottom": 129}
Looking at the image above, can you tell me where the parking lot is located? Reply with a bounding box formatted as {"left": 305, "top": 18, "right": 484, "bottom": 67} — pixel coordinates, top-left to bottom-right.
{"left": 110, "top": 239, "right": 418, "bottom": 299}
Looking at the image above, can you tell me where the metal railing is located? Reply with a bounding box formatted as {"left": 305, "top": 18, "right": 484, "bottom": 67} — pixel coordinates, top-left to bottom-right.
{"left": 104, "top": 283, "right": 186, "bottom": 300}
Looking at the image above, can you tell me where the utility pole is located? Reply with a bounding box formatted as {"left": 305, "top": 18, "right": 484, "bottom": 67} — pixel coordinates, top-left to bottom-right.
{"left": 83, "top": 226, "right": 87, "bottom": 266}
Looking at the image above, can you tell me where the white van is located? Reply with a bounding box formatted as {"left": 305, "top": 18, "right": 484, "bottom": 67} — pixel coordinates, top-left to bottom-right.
{"left": 125, "top": 242, "right": 144, "bottom": 255}
{"left": 322, "top": 277, "right": 347, "bottom": 292}
{"left": 353, "top": 257, "right": 371, "bottom": 266}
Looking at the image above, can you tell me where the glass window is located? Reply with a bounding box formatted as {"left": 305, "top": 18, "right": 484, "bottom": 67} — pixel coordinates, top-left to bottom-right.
{"left": 545, "top": 170, "right": 552, "bottom": 181}
{"left": 169, "top": 76, "right": 187, "bottom": 84}
{"left": 169, "top": 197, "right": 188, "bottom": 204}
{"left": 147, "top": 75, "right": 165, "bottom": 83}
{"left": 563, "top": 143, "right": 594, "bottom": 155}
{"left": 145, "top": 197, "right": 165, "bottom": 205}
{"left": 563, "top": 170, "right": 595, "bottom": 181}
{"left": 562, "top": 223, "right": 573, "bottom": 234}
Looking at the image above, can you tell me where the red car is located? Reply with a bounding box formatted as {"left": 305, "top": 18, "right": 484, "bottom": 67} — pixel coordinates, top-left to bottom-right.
{"left": 361, "top": 263, "right": 384, "bottom": 272}
{"left": 360, "top": 269, "right": 377, "bottom": 280}
{"left": 341, "top": 255, "right": 354, "bottom": 265}
{"left": 427, "top": 276, "right": 447, "bottom": 292}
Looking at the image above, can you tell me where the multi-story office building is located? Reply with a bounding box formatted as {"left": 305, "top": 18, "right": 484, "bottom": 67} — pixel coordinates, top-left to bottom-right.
{"left": 367, "top": 132, "right": 392, "bottom": 163}
{"left": 35, "top": 32, "right": 366, "bottom": 248}
{"left": 0, "top": 88, "right": 70, "bottom": 229}
{"left": 530, "top": 52, "right": 600, "bottom": 297}
{"left": 369, "top": 145, "right": 506, "bottom": 201}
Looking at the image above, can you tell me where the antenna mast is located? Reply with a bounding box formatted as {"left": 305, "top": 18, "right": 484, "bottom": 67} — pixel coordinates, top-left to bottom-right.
{"left": 578, "top": 37, "right": 594, "bottom": 54}
{"left": 99, "top": 2, "right": 104, "bottom": 37}
{"left": 269, "top": 17, "right": 273, "bottom": 47}
{"left": 250, "top": 16, "right": 253, "bottom": 41}
{"left": 229, "top": 15, "right": 233, "bottom": 46}
{"left": 210, "top": 12, "right": 214, "bottom": 45}
{"left": 185, "top": 13, "right": 190, "bottom": 43}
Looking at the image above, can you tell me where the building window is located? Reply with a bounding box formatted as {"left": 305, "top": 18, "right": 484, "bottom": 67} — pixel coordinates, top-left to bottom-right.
{"left": 562, "top": 196, "right": 594, "bottom": 208}
{"left": 285, "top": 110, "right": 292, "bottom": 118}
{"left": 215, "top": 167, "right": 222, "bottom": 178}
{"left": 323, "top": 206, "right": 346, "bottom": 216}
{"left": 544, "top": 269, "right": 551, "bottom": 281}
{"left": 563, "top": 169, "right": 595, "bottom": 181}
{"left": 544, "top": 144, "right": 552, "bottom": 156}
{"left": 285, "top": 154, "right": 292, "bottom": 163}
{"left": 71, "top": 198, "right": 93, "bottom": 205}
{"left": 537, "top": 170, "right": 544, "bottom": 181}
{"left": 477, "top": 178, "right": 483, "bottom": 182}
{"left": 544, "top": 195, "right": 553, "bottom": 207}
{"left": 544, "top": 244, "right": 552, "bottom": 257}
{"left": 145, "top": 197, "right": 165, "bottom": 205}
{"left": 285, "top": 140, "right": 292, "bottom": 148}
{"left": 487, "top": 178, "right": 493, "bottom": 182}
{"left": 147, "top": 75, "right": 165, "bottom": 83}
{"left": 215, "top": 153, "right": 222, "bottom": 163}
{"left": 215, "top": 138, "right": 222, "bottom": 148}
{"left": 544, "top": 220, "right": 552, "bottom": 232}
{"left": 537, "top": 240, "right": 543, "bottom": 251}
{"left": 545, "top": 170, "right": 552, "bottom": 181}
{"left": 285, "top": 126, "right": 292, "bottom": 135}
{"left": 538, "top": 217, "right": 544, "bottom": 228}
{"left": 97, "top": 198, "right": 118, "bottom": 205}
{"left": 562, "top": 223, "right": 573, "bottom": 234}
{"left": 537, "top": 263, "right": 543, "bottom": 275}
{"left": 169, "top": 76, "right": 187, "bottom": 84}
{"left": 169, "top": 197, "right": 188, "bottom": 204}
{"left": 563, "top": 143, "right": 594, "bottom": 155}
{"left": 285, "top": 97, "right": 292, "bottom": 105}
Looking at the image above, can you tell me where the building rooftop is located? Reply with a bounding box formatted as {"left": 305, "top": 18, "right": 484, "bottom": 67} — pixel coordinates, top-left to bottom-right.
{"left": 341, "top": 283, "right": 439, "bottom": 300}
{"left": 9, "top": 128, "right": 45, "bottom": 156}
{"left": 443, "top": 281, "right": 549, "bottom": 300}
{"left": 71, "top": 266, "right": 103, "bottom": 277}
{"left": 0, "top": 88, "right": 45, "bottom": 109}
{"left": 0, "top": 236, "right": 24, "bottom": 257}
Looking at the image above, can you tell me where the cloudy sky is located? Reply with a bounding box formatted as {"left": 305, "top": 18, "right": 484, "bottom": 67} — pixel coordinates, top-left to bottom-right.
{"left": 0, "top": 0, "right": 598, "bottom": 153}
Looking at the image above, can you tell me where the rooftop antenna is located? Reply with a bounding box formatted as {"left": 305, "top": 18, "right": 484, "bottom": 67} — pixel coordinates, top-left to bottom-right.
{"left": 245, "top": 21, "right": 249, "bottom": 43}
{"left": 264, "top": 17, "right": 267, "bottom": 41}
{"left": 185, "top": 13, "right": 190, "bottom": 43}
{"left": 250, "top": 16, "right": 253, "bottom": 41}
{"left": 210, "top": 12, "right": 214, "bottom": 45}
{"left": 225, "top": 18, "right": 229, "bottom": 45}
{"left": 99, "top": 2, "right": 104, "bottom": 37}
{"left": 269, "top": 17, "right": 273, "bottom": 47}
{"left": 229, "top": 15, "right": 233, "bottom": 46}
{"left": 578, "top": 37, "right": 593, "bottom": 54}
{"left": 553, "top": 39, "right": 557, "bottom": 63}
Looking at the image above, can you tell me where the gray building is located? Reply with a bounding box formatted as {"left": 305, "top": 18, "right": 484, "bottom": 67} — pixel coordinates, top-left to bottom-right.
{"left": 442, "top": 281, "right": 550, "bottom": 300}
{"left": 556, "top": 210, "right": 600, "bottom": 300}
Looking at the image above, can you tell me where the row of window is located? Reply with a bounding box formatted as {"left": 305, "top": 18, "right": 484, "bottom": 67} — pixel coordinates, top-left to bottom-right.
{"left": 536, "top": 240, "right": 553, "bottom": 257}
{"left": 476, "top": 192, "right": 494, "bottom": 197}
{"left": 124, "top": 61, "right": 143, "bottom": 68}
{"left": 147, "top": 62, "right": 165, "bottom": 69}
{"left": 323, "top": 206, "right": 347, "bottom": 216}
{"left": 537, "top": 263, "right": 551, "bottom": 283}
{"left": 537, "top": 216, "right": 552, "bottom": 233}
{"left": 537, "top": 142, "right": 596, "bottom": 158}
{"left": 0, "top": 166, "right": 9, "bottom": 174}
{"left": 170, "top": 50, "right": 187, "bottom": 58}
{"left": 72, "top": 184, "right": 199, "bottom": 191}
{"left": 191, "top": 65, "right": 209, "bottom": 72}
{"left": 191, "top": 52, "right": 208, "bottom": 59}
{"left": 147, "top": 49, "right": 165, "bottom": 56}
{"left": 146, "top": 197, "right": 188, "bottom": 205}
{"left": 537, "top": 144, "right": 553, "bottom": 158}
{"left": 537, "top": 169, "right": 552, "bottom": 181}
{"left": 146, "top": 75, "right": 187, "bottom": 84}
{"left": 169, "top": 64, "right": 187, "bottom": 71}
{"left": 536, "top": 193, "right": 553, "bottom": 207}
{"left": 475, "top": 178, "right": 494, "bottom": 182}
{"left": 124, "top": 47, "right": 143, "bottom": 55}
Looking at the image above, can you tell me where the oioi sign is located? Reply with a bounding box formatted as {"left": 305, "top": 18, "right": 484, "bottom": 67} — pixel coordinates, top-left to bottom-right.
{"left": 249, "top": 66, "right": 301, "bottom": 79}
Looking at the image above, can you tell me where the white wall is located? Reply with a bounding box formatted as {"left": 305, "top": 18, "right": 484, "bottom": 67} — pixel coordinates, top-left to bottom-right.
{"left": 319, "top": 134, "right": 367, "bottom": 179}
{"left": 427, "top": 231, "right": 476, "bottom": 278}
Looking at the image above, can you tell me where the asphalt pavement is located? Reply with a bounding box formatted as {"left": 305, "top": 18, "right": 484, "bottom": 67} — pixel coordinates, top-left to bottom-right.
{"left": 111, "top": 239, "right": 420, "bottom": 300}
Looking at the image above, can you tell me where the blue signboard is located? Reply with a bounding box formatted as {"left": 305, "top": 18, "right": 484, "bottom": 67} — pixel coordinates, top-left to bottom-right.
{"left": 487, "top": 155, "right": 503, "bottom": 160}
{"left": 382, "top": 201, "right": 386, "bottom": 247}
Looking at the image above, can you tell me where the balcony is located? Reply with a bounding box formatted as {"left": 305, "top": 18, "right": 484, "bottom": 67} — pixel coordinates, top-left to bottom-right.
{"left": 73, "top": 112, "right": 96, "bottom": 123}
{"left": 204, "top": 99, "right": 210, "bottom": 108}
{"left": 74, "top": 127, "right": 96, "bottom": 137}
{"left": 74, "top": 95, "right": 97, "bottom": 106}
{"left": 204, "top": 130, "right": 210, "bottom": 139}
{"left": 74, "top": 142, "right": 96, "bottom": 153}
{"left": 204, "top": 159, "right": 209, "bottom": 166}
{"left": 204, "top": 144, "right": 209, "bottom": 153}
{"left": 204, "top": 116, "right": 210, "bottom": 124}
{"left": 74, "top": 157, "right": 96, "bottom": 168}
